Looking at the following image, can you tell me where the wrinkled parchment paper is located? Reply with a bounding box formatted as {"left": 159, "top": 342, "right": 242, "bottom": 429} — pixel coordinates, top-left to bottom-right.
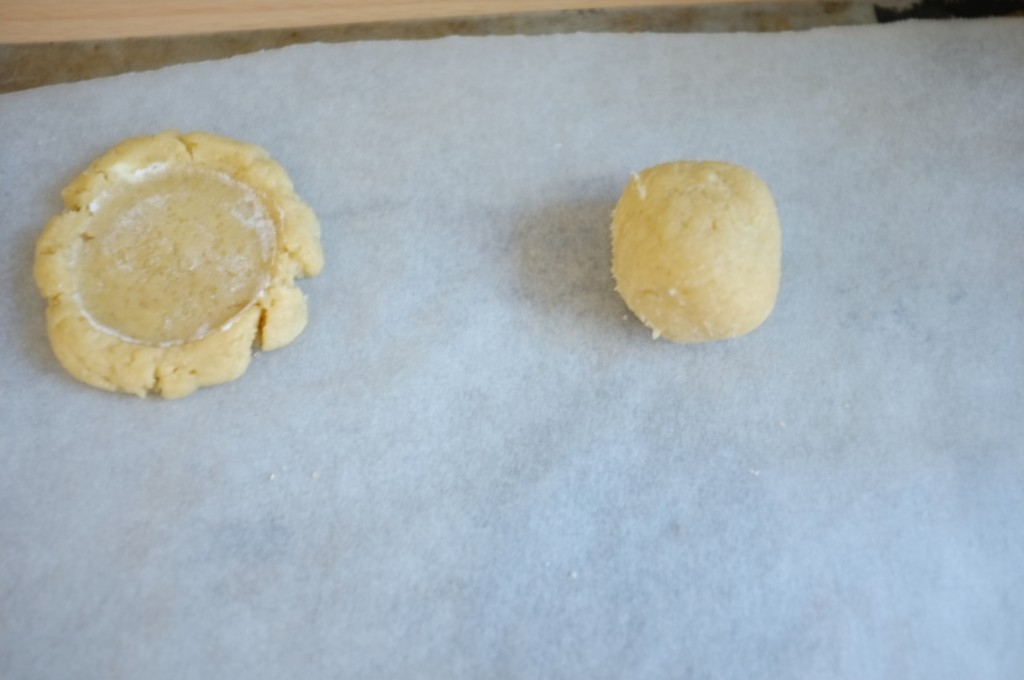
{"left": 2, "top": 19, "right": 1023, "bottom": 679}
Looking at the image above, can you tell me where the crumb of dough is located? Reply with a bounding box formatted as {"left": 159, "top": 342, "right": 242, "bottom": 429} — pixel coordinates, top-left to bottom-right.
{"left": 611, "top": 160, "right": 781, "bottom": 343}
{"left": 34, "top": 130, "right": 324, "bottom": 398}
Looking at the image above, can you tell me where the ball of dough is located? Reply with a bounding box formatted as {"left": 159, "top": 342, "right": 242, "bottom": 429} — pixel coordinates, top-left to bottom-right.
{"left": 34, "top": 130, "right": 324, "bottom": 398}
{"left": 611, "top": 160, "right": 781, "bottom": 343}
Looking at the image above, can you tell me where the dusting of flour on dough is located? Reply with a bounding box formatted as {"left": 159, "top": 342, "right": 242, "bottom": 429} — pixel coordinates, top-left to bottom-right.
{"left": 34, "top": 130, "right": 323, "bottom": 398}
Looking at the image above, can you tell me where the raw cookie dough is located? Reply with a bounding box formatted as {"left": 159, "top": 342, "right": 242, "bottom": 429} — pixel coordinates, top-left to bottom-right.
{"left": 611, "top": 160, "right": 781, "bottom": 343}
{"left": 34, "top": 131, "right": 324, "bottom": 398}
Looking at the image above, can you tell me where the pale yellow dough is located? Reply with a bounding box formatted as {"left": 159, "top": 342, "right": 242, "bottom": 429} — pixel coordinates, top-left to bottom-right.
{"left": 34, "top": 131, "right": 324, "bottom": 398}
{"left": 611, "top": 161, "right": 780, "bottom": 343}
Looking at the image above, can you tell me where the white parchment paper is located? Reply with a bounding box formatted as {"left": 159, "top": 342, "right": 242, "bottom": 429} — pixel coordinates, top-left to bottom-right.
{"left": 2, "top": 19, "right": 1023, "bottom": 679}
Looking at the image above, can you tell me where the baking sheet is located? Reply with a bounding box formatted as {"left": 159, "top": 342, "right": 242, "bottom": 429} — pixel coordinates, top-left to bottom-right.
{"left": 2, "top": 19, "right": 1023, "bottom": 679}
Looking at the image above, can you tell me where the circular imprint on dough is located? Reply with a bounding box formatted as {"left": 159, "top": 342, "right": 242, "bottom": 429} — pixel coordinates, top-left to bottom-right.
{"left": 611, "top": 160, "right": 781, "bottom": 343}
{"left": 34, "top": 131, "right": 324, "bottom": 398}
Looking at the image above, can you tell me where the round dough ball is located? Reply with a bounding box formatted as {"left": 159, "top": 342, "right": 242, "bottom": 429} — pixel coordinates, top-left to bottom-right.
{"left": 611, "top": 160, "right": 781, "bottom": 343}
{"left": 34, "top": 130, "right": 324, "bottom": 398}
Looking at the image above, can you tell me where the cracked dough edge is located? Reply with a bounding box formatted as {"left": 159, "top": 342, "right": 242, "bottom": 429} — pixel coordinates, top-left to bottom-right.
{"left": 34, "top": 130, "right": 324, "bottom": 399}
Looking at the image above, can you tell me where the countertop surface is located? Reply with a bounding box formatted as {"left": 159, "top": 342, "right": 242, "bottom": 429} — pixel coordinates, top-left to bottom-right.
{"left": 5, "top": 1, "right": 1024, "bottom": 94}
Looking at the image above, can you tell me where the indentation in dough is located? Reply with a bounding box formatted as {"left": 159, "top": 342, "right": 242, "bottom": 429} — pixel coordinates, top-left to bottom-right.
{"left": 34, "top": 130, "right": 323, "bottom": 398}
{"left": 76, "top": 165, "right": 275, "bottom": 346}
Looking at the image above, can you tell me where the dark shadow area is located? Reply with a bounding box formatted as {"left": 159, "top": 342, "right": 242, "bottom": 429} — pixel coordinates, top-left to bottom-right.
{"left": 511, "top": 195, "right": 628, "bottom": 342}
{"left": 876, "top": 0, "right": 1024, "bottom": 21}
